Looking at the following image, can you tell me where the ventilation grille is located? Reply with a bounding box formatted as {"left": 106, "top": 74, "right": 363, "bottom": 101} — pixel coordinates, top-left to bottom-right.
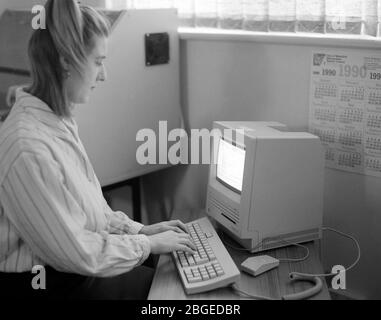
{"left": 208, "top": 191, "right": 239, "bottom": 224}
{"left": 261, "top": 228, "right": 320, "bottom": 251}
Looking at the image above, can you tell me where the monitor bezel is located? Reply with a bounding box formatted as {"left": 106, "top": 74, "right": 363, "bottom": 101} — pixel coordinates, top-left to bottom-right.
{"left": 216, "top": 136, "right": 246, "bottom": 195}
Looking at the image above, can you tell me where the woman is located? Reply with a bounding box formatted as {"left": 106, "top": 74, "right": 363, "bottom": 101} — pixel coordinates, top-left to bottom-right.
{"left": 0, "top": 0, "right": 195, "bottom": 300}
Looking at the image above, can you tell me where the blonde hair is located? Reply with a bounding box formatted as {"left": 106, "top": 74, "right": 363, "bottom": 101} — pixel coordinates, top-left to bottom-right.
{"left": 27, "top": 0, "right": 110, "bottom": 118}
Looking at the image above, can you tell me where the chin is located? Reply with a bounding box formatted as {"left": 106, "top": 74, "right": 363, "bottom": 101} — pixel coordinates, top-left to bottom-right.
{"left": 76, "top": 96, "right": 91, "bottom": 105}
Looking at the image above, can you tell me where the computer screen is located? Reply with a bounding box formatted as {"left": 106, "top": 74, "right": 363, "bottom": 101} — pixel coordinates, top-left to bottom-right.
{"left": 216, "top": 138, "right": 246, "bottom": 194}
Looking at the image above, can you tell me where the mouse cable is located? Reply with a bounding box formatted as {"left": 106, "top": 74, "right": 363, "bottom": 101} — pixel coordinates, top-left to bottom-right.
{"left": 230, "top": 284, "right": 277, "bottom": 300}
{"left": 220, "top": 227, "right": 360, "bottom": 274}
{"left": 230, "top": 275, "right": 323, "bottom": 300}
{"left": 230, "top": 227, "right": 360, "bottom": 300}
{"left": 289, "top": 226, "right": 361, "bottom": 278}
{"left": 277, "top": 240, "right": 310, "bottom": 262}
{"left": 220, "top": 231, "right": 310, "bottom": 262}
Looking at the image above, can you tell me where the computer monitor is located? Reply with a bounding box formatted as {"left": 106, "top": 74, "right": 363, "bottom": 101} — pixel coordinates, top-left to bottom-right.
{"left": 206, "top": 121, "right": 324, "bottom": 253}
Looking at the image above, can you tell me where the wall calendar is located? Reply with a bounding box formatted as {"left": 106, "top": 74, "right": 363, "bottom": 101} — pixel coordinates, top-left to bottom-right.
{"left": 309, "top": 51, "right": 381, "bottom": 178}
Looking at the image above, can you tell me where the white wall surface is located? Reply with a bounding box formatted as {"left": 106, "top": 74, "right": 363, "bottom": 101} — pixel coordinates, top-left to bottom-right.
{"left": 0, "top": 0, "right": 44, "bottom": 14}
{"left": 0, "top": 0, "right": 105, "bottom": 16}
{"left": 144, "top": 39, "right": 381, "bottom": 299}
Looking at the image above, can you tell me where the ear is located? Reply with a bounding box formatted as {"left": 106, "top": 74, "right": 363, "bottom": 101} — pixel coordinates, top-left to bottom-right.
{"left": 59, "top": 56, "right": 70, "bottom": 72}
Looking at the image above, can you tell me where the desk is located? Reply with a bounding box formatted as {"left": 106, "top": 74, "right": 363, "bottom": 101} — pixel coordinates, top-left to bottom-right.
{"left": 148, "top": 209, "right": 330, "bottom": 300}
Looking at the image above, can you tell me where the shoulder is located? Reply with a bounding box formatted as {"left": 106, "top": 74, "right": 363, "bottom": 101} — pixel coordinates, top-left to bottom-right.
{"left": 0, "top": 110, "right": 56, "bottom": 176}
{"left": 0, "top": 89, "right": 59, "bottom": 149}
{"left": 0, "top": 107, "right": 46, "bottom": 151}
{"left": 0, "top": 91, "right": 69, "bottom": 183}
{"left": 0, "top": 121, "right": 59, "bottom": 187}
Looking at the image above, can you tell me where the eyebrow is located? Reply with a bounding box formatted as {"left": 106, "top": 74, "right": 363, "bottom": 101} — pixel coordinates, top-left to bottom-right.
{"left": 96, "top": 56, "right": 107, "bottom": 60}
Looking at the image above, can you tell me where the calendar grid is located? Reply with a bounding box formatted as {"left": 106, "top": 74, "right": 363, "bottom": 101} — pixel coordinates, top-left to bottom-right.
{"left": 309, "top": 51, "right": 381, "bottom": 178}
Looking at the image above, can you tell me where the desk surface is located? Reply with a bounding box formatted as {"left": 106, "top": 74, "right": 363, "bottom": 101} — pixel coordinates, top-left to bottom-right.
{"left": 148, "top": 209, "right": 330, "bottom": 300}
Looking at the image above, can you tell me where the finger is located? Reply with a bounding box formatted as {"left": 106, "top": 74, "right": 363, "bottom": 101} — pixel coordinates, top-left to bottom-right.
{"left": 177, "top": 232, "right": 195, "bottom": 244}
{"left": 178, "top": 233, "right": 193, "bottom": 241}
{"left": 177, "top": 244, "right": 196, "bottom": 255}
{"left": 180, "top": 238, "right": 197, "bottom": 251}
{"left": 170, "top": 220, "right": 189, "bottom": 233}
{"left": 177, "top": 220, "right": 189, "bottom": 233}
{"left": 170, "top": 226, "right": 184, "bottom": 234}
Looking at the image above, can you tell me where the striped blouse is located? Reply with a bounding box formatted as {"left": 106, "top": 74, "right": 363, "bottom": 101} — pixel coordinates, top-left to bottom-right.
{"left": 0, "top": 89, "right": 151, "bottom": 277}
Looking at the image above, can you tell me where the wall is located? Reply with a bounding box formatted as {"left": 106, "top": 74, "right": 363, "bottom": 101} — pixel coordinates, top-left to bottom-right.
{"left": 142, "top": 39, "right": 381, "bottom": 299}
{"left": 0, "top": 0, "right": 105, "bottom": 16}
{"left": 0, "top": 0, "right": 44, "bottom": 14}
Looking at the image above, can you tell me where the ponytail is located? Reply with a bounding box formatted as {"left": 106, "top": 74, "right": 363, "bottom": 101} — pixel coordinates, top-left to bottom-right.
{"left": 27, "top": 0, "right": 110, "bottom": 118}
{"left": 45, "top": 0, "right": 87, "bottom": 75}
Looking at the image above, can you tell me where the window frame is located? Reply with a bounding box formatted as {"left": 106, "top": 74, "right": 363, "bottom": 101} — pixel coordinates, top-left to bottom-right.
{"left": 178, "top": 27, "right": 381, "bottom": 49}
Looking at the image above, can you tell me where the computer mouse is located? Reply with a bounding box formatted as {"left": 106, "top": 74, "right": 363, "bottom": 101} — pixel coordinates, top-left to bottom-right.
{"left": 240, "top": 255, "right": 280, "bottom": 277}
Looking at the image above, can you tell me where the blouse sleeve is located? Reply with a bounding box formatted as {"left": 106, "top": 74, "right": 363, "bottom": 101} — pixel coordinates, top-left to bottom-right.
{"left": 1, "top": 150, "right": 151, "bottom": 277}
{"left": 103, "top": 200, "right": 145, "bottom": 235}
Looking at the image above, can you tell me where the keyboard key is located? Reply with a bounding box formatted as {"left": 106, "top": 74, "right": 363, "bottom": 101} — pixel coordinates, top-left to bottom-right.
{"left": 184, "top": 270, "right": 192, "bottom": 278}
{"left": 192, "top": 269, "right": 200, "bottom": 277}
{"left": 188, "top": 276, "right": 202, "bottom": 283}
{"left": 180, "top": 260, "right": 189, "bottom": 267}
{"left": 208, "top": 254, "right": 217, "bottom": 261}
{"left": 216, "top": 269, "right": 225, "bottom": 276}
{"left": 178, "top": 255, "right": 189, "bottom": 267}
{"left": 201, "top": 273, "right": 210, "bottom": 280}
{"left": 185, "top": 272, "right": 193, "bottom": 279}
{"left": 194, "top": 256, "right": 202, "bottom": 264}
{"left": 199, "top": 256, "right": 209, "bottom": 264}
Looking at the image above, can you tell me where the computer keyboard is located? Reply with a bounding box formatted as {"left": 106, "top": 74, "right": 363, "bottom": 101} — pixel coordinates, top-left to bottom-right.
{"left": 172, "top": 217, "right": 240, "bottom": 295}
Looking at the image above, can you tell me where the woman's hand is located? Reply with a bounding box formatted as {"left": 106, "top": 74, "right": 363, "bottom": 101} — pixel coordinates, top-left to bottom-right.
{"left": 147, "top": 230, "right": 197, "bottom": 255}
{"left": 139, "top": 220, "right": 189, "bottom": 236}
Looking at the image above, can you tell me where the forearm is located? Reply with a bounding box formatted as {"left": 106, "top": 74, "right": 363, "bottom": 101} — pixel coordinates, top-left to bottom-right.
{"left": 106, "top": 208, "right": 145, "bottom": 235}
{"left": 70, "top": 231, "right": 151, "bottom": 277}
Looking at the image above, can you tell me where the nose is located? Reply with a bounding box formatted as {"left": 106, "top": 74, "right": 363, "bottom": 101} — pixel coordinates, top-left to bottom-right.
{"left": 97, "top": 65, "right": 107, "bottom": 82}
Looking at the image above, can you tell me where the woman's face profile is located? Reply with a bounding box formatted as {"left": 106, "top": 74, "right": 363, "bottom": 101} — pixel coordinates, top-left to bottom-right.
{"left": 65, "top": 36, "right": 108, "bottom": 105}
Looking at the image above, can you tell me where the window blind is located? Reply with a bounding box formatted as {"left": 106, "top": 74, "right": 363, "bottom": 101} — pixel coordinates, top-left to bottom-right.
{"left": 105, "top": 0, "right": 381, "bottom": 37}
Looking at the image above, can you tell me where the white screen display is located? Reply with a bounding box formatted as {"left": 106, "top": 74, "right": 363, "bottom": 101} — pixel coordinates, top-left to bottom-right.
{"left": 217, "top": 138, "right": 246, "bottom": 193}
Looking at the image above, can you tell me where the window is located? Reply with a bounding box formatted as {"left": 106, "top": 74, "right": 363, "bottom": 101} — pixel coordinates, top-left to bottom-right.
{"left": 106, "top": 0, "right": 381, "bottom": 37}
